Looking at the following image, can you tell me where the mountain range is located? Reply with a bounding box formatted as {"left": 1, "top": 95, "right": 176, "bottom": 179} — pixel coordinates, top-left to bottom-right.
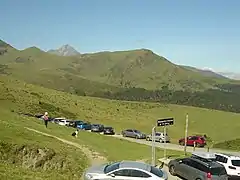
{"left": 47, "top": 44, "right": 240, "bottom": 80}
{"left": 1, "top": 39, "right": 240, "bottom": 113}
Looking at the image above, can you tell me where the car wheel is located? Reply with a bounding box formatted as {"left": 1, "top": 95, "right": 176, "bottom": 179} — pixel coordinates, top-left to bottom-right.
{"left": 159, "top": 139, "right": 163, "bottom": 143}
{"left": 123, "top": 133, "right": 126, "bottom": 137}
{"left": 196, "top": 143, "right": 201, "bottom": 148}
{"left": 135, "top": 135, "right": 139, "bottom": 139}
{"left": 146, "top": 137, "right": 150, "bottom": 141}
{"left": 169, "top": 165, "right": 176, "bottom": 176}
{"left": 179, "top": 141, "right": 184, "bottom": 146}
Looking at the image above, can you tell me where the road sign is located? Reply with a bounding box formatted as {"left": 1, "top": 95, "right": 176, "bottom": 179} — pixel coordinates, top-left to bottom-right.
{"left": 157, "top": 117, "right": 174, "bottom": 126}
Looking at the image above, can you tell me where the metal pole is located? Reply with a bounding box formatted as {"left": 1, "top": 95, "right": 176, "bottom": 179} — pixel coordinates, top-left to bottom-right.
{"left": 184, "top": 114, "right": 189, "bottom": 156}
{"left": 164, "top": 125, "right": 167, "bottom": 159}
{"left": 151, "top": 126, "right": 156, "bottom": 166}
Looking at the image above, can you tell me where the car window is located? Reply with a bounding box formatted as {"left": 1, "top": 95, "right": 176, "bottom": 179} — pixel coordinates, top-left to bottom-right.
{"left": 104, "top": 162, "right": 120, "bottom": 173}
{"left": 210, "top": 167, "right": 227, "bottom": 176}
{"left": 150, "top": 166, "right": 163, "bottom": 177}
{"left": 215, "top": 155, "right": 228, "bottom": 163}
{"left": 231, "top": 160, "right": 240, "bottom": 167}
{"left": 155, "top": 133, "right": 162, "bottom": 136}
{"left": 129, "top": 169, "right": 151, "bottom": 177}
{"left": 133, "top": 130, "right": 141, "bottom": 133}
{"left": 190, "top": 136, "right": 198, "bottom": 140}
{"left": 112, "top": 169, "right": 131, "bottom": 176}
{"left": 190, "top": 160, "right": 208, "bottom": 172}
{"left": 182, "top": 159, "right": 192, "bottom": 166}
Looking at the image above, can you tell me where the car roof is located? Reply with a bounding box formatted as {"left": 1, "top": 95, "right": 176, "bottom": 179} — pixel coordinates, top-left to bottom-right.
{"left": 119, "top": 161, "right": 151, "bottom": 171}
{"left": 192, "top": 152, "right": 216, "bottom": 159}
{"left": 215, "top": 153, "right": 240, "bottom": 159}
{"left": 189, "top": 157, "right": 224, "bottom": 168}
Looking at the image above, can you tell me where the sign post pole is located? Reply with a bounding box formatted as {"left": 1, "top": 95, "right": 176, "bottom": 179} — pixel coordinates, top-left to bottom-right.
{"left": 184, "top": 114, "right": 189, "bottom": 156}
{"left": 151, "top": 126, "right": 156, "bottom": 166}
{"left": 163, "top": 125, "right": 167, "bottom": 159}
{"left": 156, "top": 117, "right": 174, "bottom": 161}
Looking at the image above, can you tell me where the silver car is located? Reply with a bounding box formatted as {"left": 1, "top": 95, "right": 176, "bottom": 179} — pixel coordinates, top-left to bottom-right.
{"left": 83, "top": 160, "right": 168, "bottom": 180}
{"left": 121, "top": 129, "right": 146, "bottom": 139}
{"left": 168, "top": 157, "right": 228, "bottom": 180}
{"left": 146, "top": 132, "right": 170, "bottom": 143}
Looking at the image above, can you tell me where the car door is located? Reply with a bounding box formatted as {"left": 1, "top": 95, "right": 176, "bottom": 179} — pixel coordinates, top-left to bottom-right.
{"left": 176, "top": 158, "right": 194, "bottom": 179}
{"left": 187, "top": 136, "right": 196, "bottom": 145}
{"left": 128, "top": 169, "right": 152, "bottom": 180}
{"left": 128, "top": 130, "right": 135, "bottom": 138}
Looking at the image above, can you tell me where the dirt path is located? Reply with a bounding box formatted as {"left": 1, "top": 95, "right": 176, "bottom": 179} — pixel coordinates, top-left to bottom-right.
{"left": 25, "top": 127, "right": 107, "bottom": 166}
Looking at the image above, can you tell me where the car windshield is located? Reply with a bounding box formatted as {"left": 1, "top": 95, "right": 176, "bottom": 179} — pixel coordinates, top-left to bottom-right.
{"left": 105, "top": 127, "right": 112, "bottom": 129}
{"left": 150, "top": 166, "right": 163, "bottom": 177}
{"left": 209, "top": 167, "right": 227, "bottom": 176}
{"left": 232, "top": 160, "right": 240, "bottom": 167}
{"left": 104, "top": 162, "right": 120, "bottom": 173}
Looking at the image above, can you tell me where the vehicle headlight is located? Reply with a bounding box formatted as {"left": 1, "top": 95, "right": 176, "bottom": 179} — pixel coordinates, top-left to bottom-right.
{"left": 85, "top": 173, "right": 93, "bottom": 179}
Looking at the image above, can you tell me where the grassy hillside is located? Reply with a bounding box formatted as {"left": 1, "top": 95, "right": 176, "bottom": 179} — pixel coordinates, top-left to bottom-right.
{"left": 0, "top": 75, "right": 185, "bottom": 179}
{"left": 1, "top": 39, "right": 240, "bottom": 114}
{"left": 0, "top": 40, "right": 234, "bottom": 92}
{"left": 63, "top": 49, "right": 231, "bottom": 90}
{"left": 0, "top": 75, "right": 239, "bottom": 146}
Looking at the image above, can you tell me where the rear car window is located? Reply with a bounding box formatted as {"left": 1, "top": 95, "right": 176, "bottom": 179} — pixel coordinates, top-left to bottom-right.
{"left": 150, "top": 167, "right": 163, "bottom": 177}
{"left": 232, "top": 160, "right": 240, "bottom": 167}
{"left": 210, "top": 167, "right": 227, "bottom": 176}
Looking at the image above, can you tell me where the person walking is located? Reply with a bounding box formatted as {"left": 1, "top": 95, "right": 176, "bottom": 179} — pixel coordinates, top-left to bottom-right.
{"left": 43, "top": 112, "right": 49, "bottom": 128}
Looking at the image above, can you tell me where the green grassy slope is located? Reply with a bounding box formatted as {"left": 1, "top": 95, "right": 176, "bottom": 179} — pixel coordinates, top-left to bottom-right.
{"left": 0, "top": 75, "right": 185, "bottom": 178}
{"left": 1, "top": 75, "right": 239, "bottom": 146}
{"left": 63, "top": 49, "right": 232, "bottom": 90}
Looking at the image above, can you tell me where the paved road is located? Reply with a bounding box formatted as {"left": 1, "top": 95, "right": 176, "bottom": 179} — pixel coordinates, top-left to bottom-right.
{"left": 162, "top": 166, "right": 182, "bottom": 180}
{"left": 112, "top": 135, "right": 240, "bottom": 156}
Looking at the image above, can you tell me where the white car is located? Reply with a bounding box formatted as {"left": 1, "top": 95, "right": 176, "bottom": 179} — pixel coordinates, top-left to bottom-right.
{"left": 58, "top": 119, "right": 70, "bottom": 126}
{"left": 84, "top": 160, "right": 168, "bottom": 180}
{"left": 215, "top": 153, "right": 240, "bottom": 178}
{"left": 146, "top": 132, "right": 170, "bottom": 143}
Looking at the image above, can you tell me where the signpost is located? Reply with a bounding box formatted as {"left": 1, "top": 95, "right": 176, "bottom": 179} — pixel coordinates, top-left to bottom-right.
{"left": 151, "top": 117, "right": 174, "bottom": 166}
{"left": 184, "top": 114, "right": 189, "bottom": 156}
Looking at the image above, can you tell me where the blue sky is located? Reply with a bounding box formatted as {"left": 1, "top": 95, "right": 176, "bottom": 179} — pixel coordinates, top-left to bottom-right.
{"left": 1, "top": 0, "right": 240, "bottom": 72}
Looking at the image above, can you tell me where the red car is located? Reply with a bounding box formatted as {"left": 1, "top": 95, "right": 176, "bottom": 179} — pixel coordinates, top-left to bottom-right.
{"left": 178, "top": 135, "right": 206, "bottom": 147}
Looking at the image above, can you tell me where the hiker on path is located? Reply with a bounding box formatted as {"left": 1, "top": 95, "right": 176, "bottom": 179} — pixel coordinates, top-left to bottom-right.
{"left": 72, "top": 129, "right": 79, "bottom": 138}
{"left": 42, "top": 112, "right": 49, "bottom": 128}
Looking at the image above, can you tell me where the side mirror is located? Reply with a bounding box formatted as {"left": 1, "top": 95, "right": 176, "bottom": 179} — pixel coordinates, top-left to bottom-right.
{"left": 109, "top": 174, "right": 115, "bottom": 178}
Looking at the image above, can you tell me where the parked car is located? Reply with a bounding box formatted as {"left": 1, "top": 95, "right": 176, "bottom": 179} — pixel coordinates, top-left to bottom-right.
{"left": 58, "top": 119, "right": 70, "bottom": 126}
{"left": 53, "top": 117, "right": 66, "bottom": 124}
{"left": 91, "top": 124, "right": 104, "bottom": 133}
{"left": 215, "top": 153, "right": 240, "bottom": 179}
{"left": 70, "top": 120, "right": 85, "bottom": 128}
{"left": 84, "top": 160, "right": 168, "bottom": 180}
{"left": 178, "top": 135, "right": 206, "bottom": 147}
{"left": 122, "top": 129, "right": 146, "bottom": 139}
{"left": 146, "top": 132, "right": 170, "bottom": 143}
{"left": 103, "top": 126, "right": 115, "bottom": 135}
{"left": 168, "top": 156, "right": 228, "bottom": 180}
{"left": 77, "top": 122, "right": 92, "bottom": 130}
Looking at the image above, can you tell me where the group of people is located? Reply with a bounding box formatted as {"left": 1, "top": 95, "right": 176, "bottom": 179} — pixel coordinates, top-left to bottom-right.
{"left": 40, "top": 112, "right": 79, "bottom": 138}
